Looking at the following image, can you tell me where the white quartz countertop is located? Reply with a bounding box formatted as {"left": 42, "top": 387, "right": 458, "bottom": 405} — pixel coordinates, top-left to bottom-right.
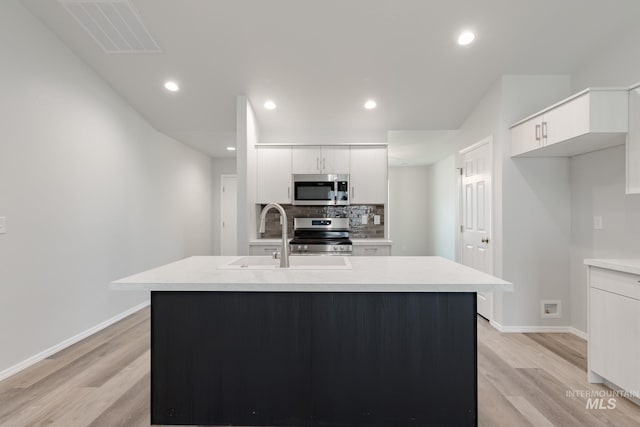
{"left": 111, "top": 256, "right": 513, "bottom": 293}
{"left": 584, "top": 259, "right": 640, "bottom": 275}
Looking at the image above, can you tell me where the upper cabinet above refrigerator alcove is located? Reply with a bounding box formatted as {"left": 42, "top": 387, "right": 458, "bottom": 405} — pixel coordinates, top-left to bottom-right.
{"left": 510, "top": 88, "right": 629, "bottom": 157}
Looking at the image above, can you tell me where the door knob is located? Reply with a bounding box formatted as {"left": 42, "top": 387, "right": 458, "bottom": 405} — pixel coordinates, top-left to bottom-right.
{"left": 481, "top": 237, "right": 490, "bottom": 244}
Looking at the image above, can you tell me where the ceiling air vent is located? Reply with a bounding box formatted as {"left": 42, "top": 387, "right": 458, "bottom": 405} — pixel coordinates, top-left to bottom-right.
{"left": 59, "top": 0, "right": 161, "bottom": 53}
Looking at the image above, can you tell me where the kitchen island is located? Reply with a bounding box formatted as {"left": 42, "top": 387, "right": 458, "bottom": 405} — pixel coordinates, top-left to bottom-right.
{"left": 111, "top": 256, "right": 512, "bottom": 427}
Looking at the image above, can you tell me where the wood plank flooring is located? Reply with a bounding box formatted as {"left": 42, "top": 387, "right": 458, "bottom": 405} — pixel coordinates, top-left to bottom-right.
{"left": 1, "top": 307, "right": 639, "bottom": 426}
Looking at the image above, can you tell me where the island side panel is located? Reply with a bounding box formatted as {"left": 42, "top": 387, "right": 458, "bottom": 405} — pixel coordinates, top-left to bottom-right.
{"left": 310, "top": 292, "right": 477, "bottom": 426}
{"left": 151, "top": 291, "right": 477, "bottom": 427}
{"left": 151, "top": 291, "right": 312, "bottom": 426}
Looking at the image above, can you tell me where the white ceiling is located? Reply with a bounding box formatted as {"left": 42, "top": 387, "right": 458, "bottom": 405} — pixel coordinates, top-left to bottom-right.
{"left": 20, "top": 0, "right": 640, "bottom": 162}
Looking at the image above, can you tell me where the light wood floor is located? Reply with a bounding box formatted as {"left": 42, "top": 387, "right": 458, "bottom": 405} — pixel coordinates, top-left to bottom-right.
{"left": 1, "top": 308, "right": 639, "bottom": 427}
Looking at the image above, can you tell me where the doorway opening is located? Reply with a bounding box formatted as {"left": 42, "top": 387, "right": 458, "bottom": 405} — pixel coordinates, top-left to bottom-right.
{"left": 221, "top": 174, "right": 238, "bottom": 255}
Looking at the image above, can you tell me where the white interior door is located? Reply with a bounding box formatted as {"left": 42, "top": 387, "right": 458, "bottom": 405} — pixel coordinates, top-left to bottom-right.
{"left": 460, "top": 138, "right": 493, "bottom": 320}
{"left": 221, "top": 175, "right": 238, "bottom": 256}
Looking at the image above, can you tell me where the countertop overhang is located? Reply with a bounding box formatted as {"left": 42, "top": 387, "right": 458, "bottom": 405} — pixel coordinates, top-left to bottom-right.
{"left": 111, "top": 256, "right": 513, "bottom": 293}
{"left": 584, "top": 258, "right": 640, "bottom": 275}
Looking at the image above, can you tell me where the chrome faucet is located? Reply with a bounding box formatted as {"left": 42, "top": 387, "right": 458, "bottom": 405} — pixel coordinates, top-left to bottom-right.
{"left": 258, "top": 203, "right": 289, "bottom": 268}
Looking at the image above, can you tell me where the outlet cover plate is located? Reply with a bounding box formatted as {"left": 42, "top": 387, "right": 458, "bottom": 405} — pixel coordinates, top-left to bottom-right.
{"left": 593, "top": 216, "right": 603, "bottom": 230}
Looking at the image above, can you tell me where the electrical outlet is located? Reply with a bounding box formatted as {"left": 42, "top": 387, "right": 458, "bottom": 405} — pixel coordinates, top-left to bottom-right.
{"left": 374, "top": 215, "right": 381, "bottom": 225}
{"left": 593, "top": 216, "right": 603, "bottom": 230}
{"left": 0, "top": 217, "right": 5, "bottom": 234}
{"left": 361, "top": 215, "right": 368, "bottom": 225}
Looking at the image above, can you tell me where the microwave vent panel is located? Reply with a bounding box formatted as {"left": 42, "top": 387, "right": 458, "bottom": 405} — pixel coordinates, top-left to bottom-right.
{"left": 59, "top": 0, "right": 161, "bottom": 53}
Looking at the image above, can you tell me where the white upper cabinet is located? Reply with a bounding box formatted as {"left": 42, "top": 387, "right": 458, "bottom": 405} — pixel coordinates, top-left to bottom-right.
{"left": 510, "top": 115, "right": 541, "bottom": 157}
{"left": 321, "top": 146, "right": 350, "bottom": 173}
{"left": 291, "top": 146, "right": 350, "bottom": 174}
{"left": 350, "top": 146, "right": 388, "bottom": 204}
{"left": 510, "top": 89, "right": 629, "bottom": 157}
{"left": 256, "top": 146, "right": 292, "bottom": 204}
{"left": 291, "top": 146, "right": 321, "bottom": 174}
{"left": 627, "top": 84, "right": 640, "bottom": 194}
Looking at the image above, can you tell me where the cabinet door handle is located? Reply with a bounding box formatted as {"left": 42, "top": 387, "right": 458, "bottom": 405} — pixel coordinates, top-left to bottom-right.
{"left": 351, "top": 186, "right": 355, "bottom": 199}
{"left": 535, "top": 124, "right": 541, "bottom": 143}
{"left": 323, "top": 158, "right": 326, "bottom": 171}
{"left": 542, "top": 121, "right": 548, "bottom": 142}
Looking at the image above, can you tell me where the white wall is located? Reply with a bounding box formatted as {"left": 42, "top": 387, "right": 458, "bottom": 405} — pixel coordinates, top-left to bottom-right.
{"left": 236, "top": 96, "right": 260, "bottom": 255}
{"left": 572, "top": 25, "right": 640, "bottom": 91}
{"left": 0, "top": 0, "right": 212, "bottom": 375}
{"left": 425, "top": 156, "right": 456, "bottom": 260}
{"left": 211, "top": 158, "right": 237, "bottom": 255}
{"left": 388, "top": 167, "right": 429, "bottom": 255}
{"left": 425, "top": 76, "right": 573, "bottom": 327}
{"left": 499, "top": 76, "right": 572, "bottom": 328}
{"left": 570, "top": 146, "right": 640, "bottom": 331}
{"left": 568, "top": 30, "right": 640, "bottom": 332}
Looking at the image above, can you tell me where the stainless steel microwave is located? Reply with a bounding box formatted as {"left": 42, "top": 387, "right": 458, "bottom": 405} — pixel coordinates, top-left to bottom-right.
{"left": 292, "top": 174, "right": 349, "bottom": 206}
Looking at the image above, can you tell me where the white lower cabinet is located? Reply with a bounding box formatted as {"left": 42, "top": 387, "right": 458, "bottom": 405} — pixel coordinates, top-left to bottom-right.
{"left": 588, "top": 266, "right": 640, "bottom": 395}
{"left": 249, "top": 243, "right": 283, "bottom": 256}
{"left": 352, "top": 244, "right": 391, "bottom": 256}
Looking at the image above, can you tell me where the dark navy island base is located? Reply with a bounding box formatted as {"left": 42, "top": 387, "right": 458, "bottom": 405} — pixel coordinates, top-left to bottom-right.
{"left": 151, "top": 291, "right": 478, "bottom": 426}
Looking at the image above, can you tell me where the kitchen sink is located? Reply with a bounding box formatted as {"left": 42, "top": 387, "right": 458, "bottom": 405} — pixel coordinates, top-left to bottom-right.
{"left": 219, "top": 256, "right": 352, "bottom": 270}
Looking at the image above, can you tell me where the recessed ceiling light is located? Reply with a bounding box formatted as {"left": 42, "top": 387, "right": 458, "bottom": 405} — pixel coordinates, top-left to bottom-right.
{"left": 364, "top": 100, "right": 377, "bottom": 110}
{"left": 226, "top": 146, "right": 236, "bottom": 151}
{"left": 164, "top": 80, "right": 179, "bottom": 92}
{"left": 457, "top": 31, "right": 475, "bottom": 46}
{"left": 264, "top": 100, "right": 277, "bottom": 110}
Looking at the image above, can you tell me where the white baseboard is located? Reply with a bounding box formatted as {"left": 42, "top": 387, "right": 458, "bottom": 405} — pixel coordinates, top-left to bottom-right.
{"left": 0, "top": 300, "right": 150, "bottom": 383}
{"left": 568, "top": 327, "right": 588, "bottom": 340}
{"left": 489, "top": 320, "right": 588, "bottom": 340}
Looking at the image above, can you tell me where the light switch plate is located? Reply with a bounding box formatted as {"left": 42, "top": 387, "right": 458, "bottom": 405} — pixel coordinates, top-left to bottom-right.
{"left": 593, "top": 216, "right": 603, "bottom": 230}
{"left": 374, "top": 215, "right": 381, "bottom": 225}
{"left": 0, "top": 217, "right": 5, "bottom": 234}
{"left": 361, "top": 215, "right": 368, "bottom": 225}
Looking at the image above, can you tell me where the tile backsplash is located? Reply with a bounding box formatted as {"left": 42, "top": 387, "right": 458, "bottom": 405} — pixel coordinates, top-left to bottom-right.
{"left": 259, "top": 204, "right": 385, "bottom": 239}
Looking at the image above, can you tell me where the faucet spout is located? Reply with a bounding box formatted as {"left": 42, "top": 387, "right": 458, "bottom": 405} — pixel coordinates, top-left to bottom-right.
{"left": 259, "top": 203, "right": 289, "bottom": 268}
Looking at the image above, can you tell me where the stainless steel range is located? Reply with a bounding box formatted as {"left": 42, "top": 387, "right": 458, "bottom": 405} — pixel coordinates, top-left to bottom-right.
{"left": 289, "top": 218, "right": 352, "bottom": 255}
